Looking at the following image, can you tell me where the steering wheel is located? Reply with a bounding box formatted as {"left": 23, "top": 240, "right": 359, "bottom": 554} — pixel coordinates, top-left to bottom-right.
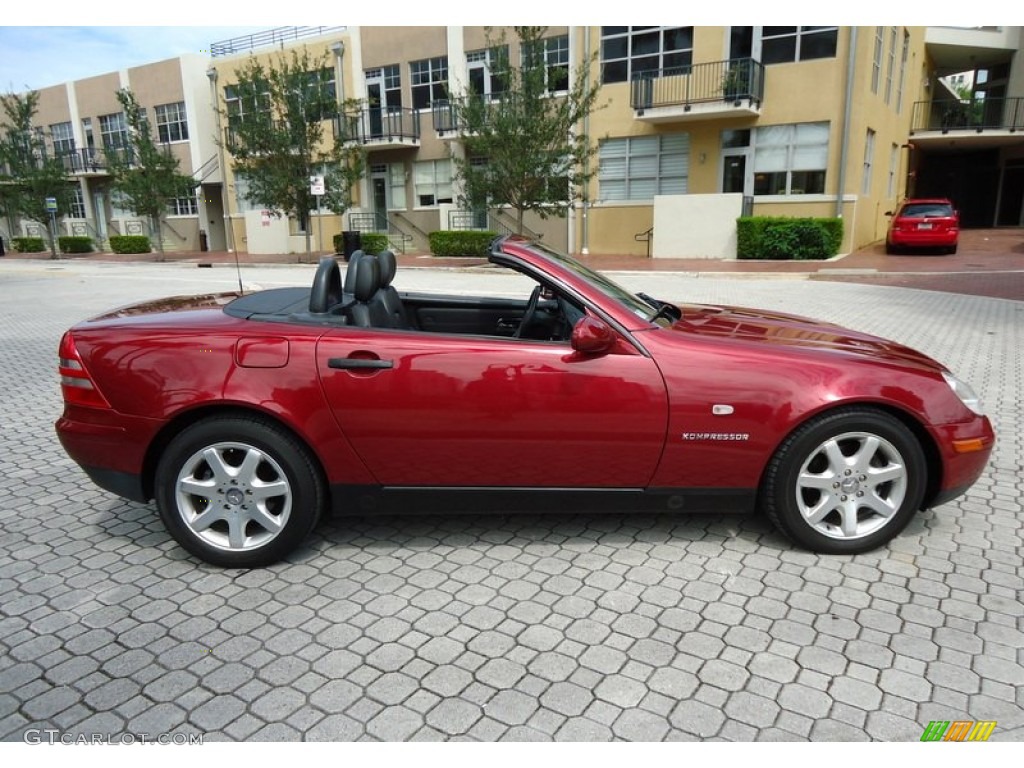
{"left": 309, "top": 256, "right": 342, "bottom": 314}
{"left": 516, "top": 284, "right": 543, "bottom": 339}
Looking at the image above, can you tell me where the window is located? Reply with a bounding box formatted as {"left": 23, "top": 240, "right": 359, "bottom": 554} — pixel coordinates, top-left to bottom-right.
{"left": 169, "top": 195, "right": 198, "bottom": 216}
{"left": 50, "top": 122, "right": 75, "bottom": 155}
{"left": 414, "top": 159, "right": 453, "bottom": 206}
{"left": 523, "top": 34, "right": 570, "bottom": 93}
{"left": 467, "top": 46, "right": 508, "bottom": 98}
{"left": 224, "top": 82, "right": 271, "bottom": 129}
{"left": 155, "top": 102, "right": 189, "bottom": 143}
{"left": 389, "top": 163, "right": 407, "bottom": 210}
{"left": 884, "top": 27, "right": 897, "bottom": 105}
{"left": 231, "top": 173, "right": 261, "bottom": 213}
{"left": 299, "top": 68, "right": 338, "bottom": 119}
{"left": 99, "top": 112, "right": 128, "bottom": 150}
{"left": 760, "top": 27, "right": 837, "bottom": 65}
{"left": 410, "top": 57, "right": 448, "bottom": 110}
{"left": 601, "top": 27, "right": 693, "bottom": 83}
{"left": 862, "top": 129, "right": 875, "bottom": 195}
{"left": 871, "top": 27, "right": 883, "bottom": 94}
{"left": 598, "top": 133, "right": 689, "bottom": 201}
{"left": 69, "top": 187, "right": 86, "bottom": 219}
{"left": 366, "top": 65, "right": 402, "bottom": 110}
{"left": 752, "top": 122, "right": 829, "bottom": 195}
{"left": 896, "top": 31, "right": 909, "bottom": 113}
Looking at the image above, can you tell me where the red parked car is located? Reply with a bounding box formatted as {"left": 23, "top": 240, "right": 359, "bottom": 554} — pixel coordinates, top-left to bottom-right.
{"left": 56, "top": 237, "right": 994, "bottom": 566}
{"left": 885, "top": 198, "right": 960, "bottom": 254}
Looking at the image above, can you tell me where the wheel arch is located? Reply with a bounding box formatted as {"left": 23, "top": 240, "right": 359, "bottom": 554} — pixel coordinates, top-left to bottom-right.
{"left": 140, "top": 403, "right": 330, "bottom": 503}
{"left": 758, "top": 401, "right": 943, "bottom": 509}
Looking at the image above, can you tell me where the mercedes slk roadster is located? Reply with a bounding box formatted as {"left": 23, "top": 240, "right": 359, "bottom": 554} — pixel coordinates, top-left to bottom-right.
{"left": 56, "top": 237, "right": 994, "bottom": 567}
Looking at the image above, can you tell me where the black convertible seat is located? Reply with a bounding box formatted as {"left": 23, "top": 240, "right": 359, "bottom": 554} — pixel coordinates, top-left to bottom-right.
{"left": 345, "top": 254, "right": 392, "bottom": 328}
{"left": 376, "top": 249, "right": 410, "bottom": 328}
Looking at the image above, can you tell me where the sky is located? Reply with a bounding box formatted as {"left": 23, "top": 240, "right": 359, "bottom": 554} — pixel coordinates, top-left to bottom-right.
{"left": 0, "top": 26, "right": 269, "bottom": 93}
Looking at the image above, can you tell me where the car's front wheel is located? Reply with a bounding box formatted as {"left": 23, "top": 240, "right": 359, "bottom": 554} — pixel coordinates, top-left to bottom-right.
{"left": 761, "top": 408, "right": 927, "bottom": 554}
{"left": 155, "top": 415, "right": 325, "bottom": 567}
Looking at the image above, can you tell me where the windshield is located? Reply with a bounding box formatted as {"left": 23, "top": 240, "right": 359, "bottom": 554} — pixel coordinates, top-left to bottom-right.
{"left": 526, "top": 240, "right": 664, "bottom": 322}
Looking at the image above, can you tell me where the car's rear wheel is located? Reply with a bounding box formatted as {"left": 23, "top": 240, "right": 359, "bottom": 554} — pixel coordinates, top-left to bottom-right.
{"left": 155, "top": 415, "right": 324, "bottom": 567}
{"left": 761, "top": 408, "right": 927, "bottom": 554}
{"left": 885, "top": 242, "right": 900, "bottom": 255}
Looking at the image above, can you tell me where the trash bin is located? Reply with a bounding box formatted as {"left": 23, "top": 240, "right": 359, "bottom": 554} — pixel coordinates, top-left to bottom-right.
{"left": 342, "top": 230, "right": 362, "bottom": 261}
{"left": 199, "top": 229, "right": 208, "bottom": 252}
{"left": 0, "top": 235, "right": 5, "bottom": 256}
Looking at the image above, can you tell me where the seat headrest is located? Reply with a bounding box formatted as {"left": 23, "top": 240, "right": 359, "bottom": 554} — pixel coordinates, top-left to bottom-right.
{"left": 352, "top": 254, "right": 380, "bottom": 303}
{"left": 377, "top": 250, "right": 397, "bottom": 288}
{"left": 344, "top": 250, "right": 365, "bottom": 294}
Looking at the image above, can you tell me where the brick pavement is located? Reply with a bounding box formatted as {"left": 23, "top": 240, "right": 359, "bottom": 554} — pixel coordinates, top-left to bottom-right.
{"left": 0, "top": 261, "right": 1021, "bottom": 742}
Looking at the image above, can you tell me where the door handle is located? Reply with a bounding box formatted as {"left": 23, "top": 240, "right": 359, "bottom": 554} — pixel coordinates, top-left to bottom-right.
{"left": 328, "top": 357, "right": 394, "bottom": 370}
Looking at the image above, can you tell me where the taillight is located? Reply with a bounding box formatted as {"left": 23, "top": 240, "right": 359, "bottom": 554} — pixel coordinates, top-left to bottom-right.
{"left": 58, "top": 332, "right": 111, "bottom": 409}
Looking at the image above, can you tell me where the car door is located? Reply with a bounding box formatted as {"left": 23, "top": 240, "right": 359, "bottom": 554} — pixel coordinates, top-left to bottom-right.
{"left": 316, "top": 326, "right": 669, "bottom": 488}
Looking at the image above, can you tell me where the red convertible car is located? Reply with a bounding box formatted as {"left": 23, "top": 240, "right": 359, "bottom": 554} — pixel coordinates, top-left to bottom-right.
{"left": 56, "top": 237, "right": 994, "bottom": 567}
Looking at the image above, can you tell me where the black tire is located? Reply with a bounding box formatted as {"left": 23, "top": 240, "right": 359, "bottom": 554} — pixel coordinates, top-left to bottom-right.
{"left": 885, "top": 242, "right": 899, "bottom": 255}
{"left": 761, "top": 407, "right": 927, "bottom": 554}
{"left": 946, "top": 244, "right": 958, "bottom": 255}
{"left": 155, "top": 415, "right": 325, "bottom": 567}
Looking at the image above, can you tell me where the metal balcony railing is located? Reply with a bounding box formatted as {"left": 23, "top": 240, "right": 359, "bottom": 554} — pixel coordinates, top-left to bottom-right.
{"left": 630, "top": 58, "right": 765, "bottom": 111}
{"left": 910, "top": 97, "right": 1024, "bottom": 134}
{"left": 336, "top": 107, "right": 420, "bottom": 144}
{"left": 210, "top": 27, "right": 346, "bottom": 58}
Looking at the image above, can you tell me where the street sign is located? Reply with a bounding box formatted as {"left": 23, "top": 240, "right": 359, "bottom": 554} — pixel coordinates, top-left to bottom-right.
{"left": 310, "top": 175, "right": 325, "bottom": 196}
{"left": 45, "top": 197, "right": 57, "bottom": 212}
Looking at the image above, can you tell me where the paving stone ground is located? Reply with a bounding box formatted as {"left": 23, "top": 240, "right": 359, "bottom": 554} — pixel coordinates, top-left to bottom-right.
{"left": 0, "top": 261, "right": 1021, "bottom": 742}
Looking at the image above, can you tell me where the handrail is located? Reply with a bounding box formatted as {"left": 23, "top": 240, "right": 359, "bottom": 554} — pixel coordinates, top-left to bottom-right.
{"left": 490, "top": 208, "right": 542, "bottom": 240}
{"left": 634, "top": 226, "right": 653, "bottom": 258}
{"left": 210, "top": 27, "right": 346, "bottom": 58}
{"left": 630, "top": 57, "right": 765, "bottom": 111}
{"left": 910, "top": 96, "right": 1024, "bottom": 134}
{"left": 336, "top": 107, "right": 421, "bottom": 144}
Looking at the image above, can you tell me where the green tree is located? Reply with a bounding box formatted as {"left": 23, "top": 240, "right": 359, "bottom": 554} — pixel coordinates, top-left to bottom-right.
{"left": 0, "top": 90, "right": 76, "bottom": 258}
{"left": 450, "top": 26, "right": 604, "bottom": 235}
{"left": 106, "top": 88, "right": 197, "bottom": 259}
{"left": 220, "top": 49, "right": 364, "bottom": 259}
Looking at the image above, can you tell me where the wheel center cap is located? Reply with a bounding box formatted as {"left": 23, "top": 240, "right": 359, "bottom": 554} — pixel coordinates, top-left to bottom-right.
{"left": 225, "top": 488, "right": 245, "bottom": 505}
{"left": 840, "top": 477, "right": 860, "bottom": 494}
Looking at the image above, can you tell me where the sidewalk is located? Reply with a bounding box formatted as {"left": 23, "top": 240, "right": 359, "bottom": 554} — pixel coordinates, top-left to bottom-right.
{"left": 5, "top": 228, "right": 1023, "bottom": 300}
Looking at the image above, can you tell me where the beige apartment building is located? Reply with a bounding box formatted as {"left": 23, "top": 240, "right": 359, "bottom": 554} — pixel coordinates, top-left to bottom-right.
{"left": 7, "top": 53, "right": 226, "bottom": 252}
{"left": 5, "top": 26, "right": 1023, "bottom": 258}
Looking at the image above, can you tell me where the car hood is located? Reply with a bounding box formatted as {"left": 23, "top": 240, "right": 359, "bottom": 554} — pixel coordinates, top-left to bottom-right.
{"left": 664, "top": 303, "right": 943, "bottom": 369}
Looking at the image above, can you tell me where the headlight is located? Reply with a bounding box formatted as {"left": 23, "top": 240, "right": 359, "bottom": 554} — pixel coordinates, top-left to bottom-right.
{"left": 942, "top": 371, "right": 985, "bottom": 416}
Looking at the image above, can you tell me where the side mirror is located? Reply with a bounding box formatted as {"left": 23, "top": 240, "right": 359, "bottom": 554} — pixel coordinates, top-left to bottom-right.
{"left": 571, "top": 316, "right": 616, "bottom": 356}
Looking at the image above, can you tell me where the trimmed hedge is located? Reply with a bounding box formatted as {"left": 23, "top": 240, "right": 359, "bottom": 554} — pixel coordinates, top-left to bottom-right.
{"left": 58, "top": 236, "right": 94, "bottom": 254}
{"left": 737, "top": 216, "right": 843, "bottom": 260}
{"left": 109, "top": 235, "right": 152, "bottom": 254}
{"left": 12, "top": 237, "right": 46, "bottom": 253}
{"left": 428, "top": 230, "right": 498, "bottom": 258}
{"left": 332, "top": 232, "right": 389, "bottom": 256}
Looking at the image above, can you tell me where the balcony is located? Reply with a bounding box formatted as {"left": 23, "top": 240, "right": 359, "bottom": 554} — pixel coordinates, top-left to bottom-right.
{"left": 335, "top": 107, "right": 420, "bottom": 149}
{"left": 630, "top": 58, "right": 765, "bottom": 123}
{"left": 910, "top": 97, "right": 1024, "bottom": 149}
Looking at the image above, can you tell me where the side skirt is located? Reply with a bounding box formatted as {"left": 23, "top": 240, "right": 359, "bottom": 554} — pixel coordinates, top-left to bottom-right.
{"left": 328, "top": 486, "right": 756, "bottom": 517}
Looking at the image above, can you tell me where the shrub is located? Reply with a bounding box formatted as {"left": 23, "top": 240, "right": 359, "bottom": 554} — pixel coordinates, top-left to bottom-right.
{"left": 109, "top": 235, "right": 151, "bottom": 254}
{"left": 428, "top": 230, "right": 498, "bottom": 258}
{"left": 58, "top": 236, "right": 94, "bottom": 254}
{"left": 737, "top": 216, "right": 842, "bottom": 260}
{"left": 12, "top": 237, "right": 46, "bottom": 253}
{"left": 333, "top": 232, "right": 389, "bottom": 256}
